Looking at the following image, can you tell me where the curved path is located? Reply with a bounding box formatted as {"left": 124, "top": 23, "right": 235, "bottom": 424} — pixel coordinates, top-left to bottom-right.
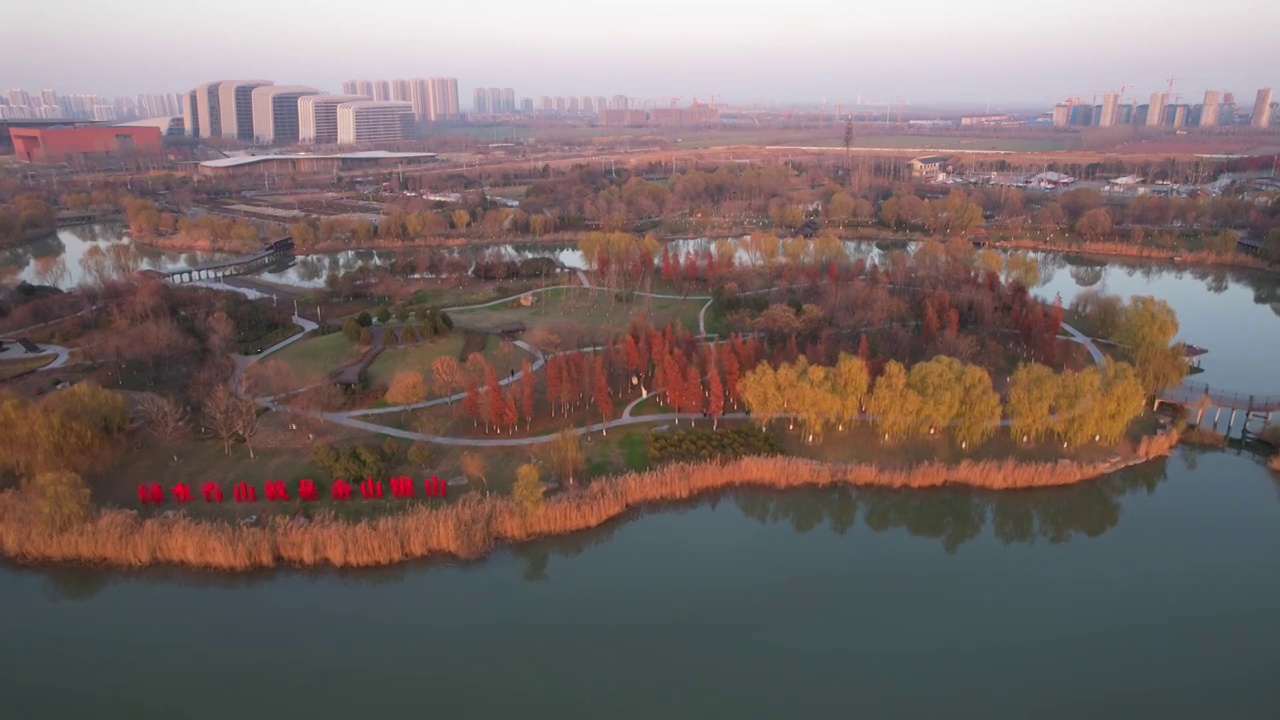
{"left": 229, "top": 277, "right": 1110, "bottom": 448}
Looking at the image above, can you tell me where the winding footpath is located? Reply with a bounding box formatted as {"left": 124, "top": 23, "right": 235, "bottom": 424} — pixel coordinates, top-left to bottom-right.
{"left": 220, "top": 277, "right": 1109, "bottom": 448}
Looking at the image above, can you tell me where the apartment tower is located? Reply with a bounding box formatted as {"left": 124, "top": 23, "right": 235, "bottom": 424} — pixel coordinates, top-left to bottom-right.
{"left": 336, "top": 101, "right": 413, "bottom": 145}
{"left": 250, "top": 86, "right": 321, "bottom": 144}
{"left": 1253, "top": 88, "right": 1274, "bottom": 128}
{"left": 298, "top": 94, "right": 370, "bottom": 144}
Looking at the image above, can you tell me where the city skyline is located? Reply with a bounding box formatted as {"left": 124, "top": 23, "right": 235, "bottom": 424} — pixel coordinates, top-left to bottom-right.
{"left": 2, "top": 0, "right": 1276, "bottom": 106}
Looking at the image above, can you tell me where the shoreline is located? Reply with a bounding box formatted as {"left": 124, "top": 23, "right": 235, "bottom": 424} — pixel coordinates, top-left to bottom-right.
{"left": 0, "top": 428, "right": 1179, "bottom": 572}
{"left": 12, "top": 223, "right": 1273, "bottom": 279}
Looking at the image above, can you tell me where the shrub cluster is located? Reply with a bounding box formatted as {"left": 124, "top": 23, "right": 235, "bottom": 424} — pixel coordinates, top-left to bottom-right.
{"left": 648, "top": 426, "right": 784, "bottom": 465}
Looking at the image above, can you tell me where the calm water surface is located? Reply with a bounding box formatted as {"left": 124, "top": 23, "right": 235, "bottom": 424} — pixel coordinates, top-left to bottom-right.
{"left": 3, "top": 235, "right": 1280, "bottom": 718}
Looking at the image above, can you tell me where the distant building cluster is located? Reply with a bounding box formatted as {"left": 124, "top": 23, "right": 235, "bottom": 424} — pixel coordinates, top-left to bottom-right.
{"left": 1047, "top": 87, "right": 1275, "bottom": 129}
{"left": 1, "top": 87, "right": 183, "bottom": 122}
{"left": 340, "top": 78, "right": 460, "bottom": 121}
{"left": 179, "top": 78, "right": 459, "bottom": 147}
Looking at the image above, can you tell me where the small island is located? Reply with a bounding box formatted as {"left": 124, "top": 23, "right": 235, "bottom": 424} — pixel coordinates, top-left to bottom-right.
{"left": 0, "top": 227, "right": 1199, "bottom": 570}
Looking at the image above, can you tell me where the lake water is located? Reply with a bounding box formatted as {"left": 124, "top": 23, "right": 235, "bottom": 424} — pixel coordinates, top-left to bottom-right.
{"left": 3, "top": 232, "right": 1280, "bottom": 718}
{"left": 0, "top": 224, "right": 235, "bottom": 288}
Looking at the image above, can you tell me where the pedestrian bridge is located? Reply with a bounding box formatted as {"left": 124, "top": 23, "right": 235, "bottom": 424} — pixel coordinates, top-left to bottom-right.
{"left": 160, "top": 237, "right": 294, "bottom": 284}
{"left": 1156, "top": 381, "right": 1279, "bottom": 440}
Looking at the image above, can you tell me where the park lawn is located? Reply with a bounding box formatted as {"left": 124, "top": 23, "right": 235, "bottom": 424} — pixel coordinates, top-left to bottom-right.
{"left": 0, "top": 353, "right": 55, "bottom": 380}
{"left": 367, "top": 335, "right": 465, "bottom": 386}
{"left": 267, "top": 331, "right": 362, "bottom": 381}
{"left": 451, "top": 287, "right": 706, "bottom": 343}
{"left": 98, "top": 437, "right": 323, "bottom": 508}
{"left": 236, "top": 322, "right": 303, "bottom": 355}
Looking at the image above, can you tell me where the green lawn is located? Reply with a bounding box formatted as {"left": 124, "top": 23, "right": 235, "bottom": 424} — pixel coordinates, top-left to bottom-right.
{"left": 367, "top": 335, "right": 465, "bottom": 385}
{"left": 267, "top": 331, "right": 363, "bottom": 382}
{"left": 450, "top": 287, "right": 705, "bottom": 343}
{"left": 236, "top": 322, "right": 303, "bottom": 354}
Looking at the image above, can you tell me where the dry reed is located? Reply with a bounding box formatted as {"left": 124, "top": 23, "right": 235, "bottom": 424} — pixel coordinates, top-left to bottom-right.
{"left": 994, "top": 238, "right": 1269, "bottom": 270}
{"left": 0, "top": 429, "right": 1180, "bottom": 572}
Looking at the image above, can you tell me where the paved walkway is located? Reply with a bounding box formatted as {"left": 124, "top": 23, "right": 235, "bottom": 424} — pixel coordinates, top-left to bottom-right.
{"left": 0, "top": 338, "right": 71, "bottom": 372}
{"left": 229, "top": 280, "right": 1115, "bottom": 448}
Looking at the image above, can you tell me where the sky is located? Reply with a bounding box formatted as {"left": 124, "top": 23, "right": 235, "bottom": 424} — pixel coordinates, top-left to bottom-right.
{"left": 2, "top": 0, "right": 1277, "bottom": 110}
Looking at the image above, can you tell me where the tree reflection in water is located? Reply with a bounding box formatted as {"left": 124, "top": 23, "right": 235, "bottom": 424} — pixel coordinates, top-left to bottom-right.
{"left": 0, "top": 455, "right": 1193, "bottom": 599}
{"left": 733, "top": 457, "right": 1169, "bottom": 553}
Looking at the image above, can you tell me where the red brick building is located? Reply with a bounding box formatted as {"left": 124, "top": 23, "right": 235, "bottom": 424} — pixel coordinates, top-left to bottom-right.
{"left": 8, "top": 124, "right": 163, "bottom": 163}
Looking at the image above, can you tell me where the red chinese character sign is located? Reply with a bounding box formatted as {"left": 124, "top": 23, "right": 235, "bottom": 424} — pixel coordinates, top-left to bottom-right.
{"left": 136, "top": 478, "right": 447, "bottom": 506}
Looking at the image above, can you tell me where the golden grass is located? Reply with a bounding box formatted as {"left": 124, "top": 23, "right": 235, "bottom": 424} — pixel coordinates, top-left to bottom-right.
{"left": 0, "top": 428, "right": 1179, "bottom": 571}
{"left": 994, "top": 238, "right": 1269, "bottom": 270}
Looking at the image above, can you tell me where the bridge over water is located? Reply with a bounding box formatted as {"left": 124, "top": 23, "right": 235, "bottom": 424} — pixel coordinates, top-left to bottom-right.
{"left": 1156, "top": 381, "right": 1279, "bottom": 440}
{"left": 157, "top": 237, "right": 294, "bottom": 284}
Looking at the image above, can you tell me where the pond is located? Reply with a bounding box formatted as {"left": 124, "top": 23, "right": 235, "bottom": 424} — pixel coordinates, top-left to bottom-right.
{"left": 0, "top": 224, "right": 236, "bottom": 289}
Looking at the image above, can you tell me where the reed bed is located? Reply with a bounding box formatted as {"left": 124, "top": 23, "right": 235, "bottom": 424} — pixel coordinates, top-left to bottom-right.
{"left": 995, "top": 238, "right": 1268, "bottom": 269}
{"left": 0, "top": 429, "right": 1179, "bottom": 572}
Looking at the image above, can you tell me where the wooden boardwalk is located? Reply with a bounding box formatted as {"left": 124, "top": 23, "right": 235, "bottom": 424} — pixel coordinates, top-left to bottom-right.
{"left": 1157, "top": 381, "right": 1280, "bottom": 414}
{"left": 1157, "top": 381, "right": 1279, "bottom": 440}
{"left": 164, "top": 237, "right": 294, "bottom": 284}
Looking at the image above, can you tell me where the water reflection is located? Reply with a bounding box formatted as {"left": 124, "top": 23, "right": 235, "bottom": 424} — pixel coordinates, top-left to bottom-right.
{"left": 12, "top": 460, "right": 1180, "bottom": 601}
{"left": 0, "top": 223, "right": 234, "bottom": 289}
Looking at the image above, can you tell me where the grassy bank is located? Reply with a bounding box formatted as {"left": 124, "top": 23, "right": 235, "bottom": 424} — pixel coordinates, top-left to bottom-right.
{"left": 0, "top": 429, "right": 1179, "bottom": 571}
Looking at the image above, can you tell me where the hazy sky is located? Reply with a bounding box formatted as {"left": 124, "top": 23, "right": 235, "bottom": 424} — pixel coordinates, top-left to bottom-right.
{"left": 3, "top": 0, "right": 1276, "bottom": 109}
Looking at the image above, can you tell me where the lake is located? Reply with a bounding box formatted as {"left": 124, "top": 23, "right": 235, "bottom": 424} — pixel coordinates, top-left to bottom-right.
{"left": 3, "top": 232, "right": 1280, "bottom": 718}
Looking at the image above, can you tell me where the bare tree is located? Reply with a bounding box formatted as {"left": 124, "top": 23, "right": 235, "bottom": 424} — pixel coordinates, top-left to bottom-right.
{"left": 233, "top": 395, "right": 264, "bottom": 460}
{"left": 137, "top": 393, "right": 190, "bottom": 444}
{"left": 204, "top": 385, "right": 244, "bottom": 455}
{"left": 205, "top": 311, "right": 236, "bottom": 356}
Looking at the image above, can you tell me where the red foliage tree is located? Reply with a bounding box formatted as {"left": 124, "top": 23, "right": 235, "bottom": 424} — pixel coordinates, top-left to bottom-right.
{"left": 706, "top": 366, "right": 724, "bottom": 428}
{"left": 593, "top": 357, "right": 613, "bottom": 434}
{"left": 921, "top": 301, "right": 940, "bottom": 347}
{"left": 684, "top": 365, "right": 704, "bottom": 418}
{"left": 720, "top": 349, "right": 741, "bottom": 408}
{"left": 520, "top": 359, "right": 535, "bottom": 429}
{"left": 462, "top": 377, "right": 481, "bottom": 427}
{"left": 545, "top": 356, "right": 563, "bottom": 417}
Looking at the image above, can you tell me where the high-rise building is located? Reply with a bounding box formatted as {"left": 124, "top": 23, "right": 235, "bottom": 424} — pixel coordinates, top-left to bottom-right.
{"left": 521, "top": 98, "right": 533, "bottom": 113}
{"left": 539, "top": 96, "right": 553, "bottom": 112}
{"left": 1200, "top": 90, "right": 1221, "bottom": 127}
{"left": 392, "top": 80, "right": 412, "bottom": 103}
{"left": 184, "top": 90, "right": 200, "bottom": 137}
{"left": 194, "top": 82, "right": 224, "bottom": 138}
{"left": 251, "top": 86, "right": 321, "bottom": 144}
{"left": 1252, "top": 88, "right": 1274, "bottom": 127}
{"left": 1147, "top": 92, "right": 1167, "bottom": 127}
{"left": 214, "top": 81, "right": 273, "bottom": 140}
{"left": 596, "top": 96, "right": 609, "bottom": 114}
{"left": 429, "top": 77, "right": 459, "bottom": 119}
{"left": 581, "top": 96, "right": 594, "bottom": 113}
{"left": 342, "top": 80, "right": 358, "bottom": 95}
{"left": 473, "top": 88, "right": 489, "bottom": 114}
{"left": 356, "top": 80, "right": 376, "bottom": 98}
{"left": 609, "top": 95, "right": 629, "bottom": 110}
{"left": 39, "top": 89, "right": 58, "bottom": 108}
{"left": 373, "top": 81, "right": 392, "bottom": 102}
{"left": 298, "top": 94, "right": 370, "bottom": 144}
{"left": 336, "top": 101, "right": 413, "bottom": 145}
{"left": 7, "top": 89, "right": 32, "bottom": 108}
{"left": 487, "top": 88, "right": 502, "bottom": 115}
{"left": 554, "top": 97, "right": 567, "bottom": 113}
{"left": 1099, "top": 92, "right": 1119, "bottom": 128}
{"left": 1051, "top": 103, "right": 1071, "bottom": 127}
{"left": 1167, "top": 104, "right": 1189, "bottom": 128}
{"left": 407, "top": 79, "right": 431, "bottom": 120}
{"left": 501, "top": 88, "right": 515, "bottom": 113}
{"left": 567, "top": 97, "right": 580, "bottom": 113}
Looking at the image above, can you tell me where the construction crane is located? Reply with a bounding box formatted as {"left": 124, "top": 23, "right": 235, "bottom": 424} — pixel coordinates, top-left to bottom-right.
{"left": 668, "top": 96, "right": 682, "bottom": 108}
